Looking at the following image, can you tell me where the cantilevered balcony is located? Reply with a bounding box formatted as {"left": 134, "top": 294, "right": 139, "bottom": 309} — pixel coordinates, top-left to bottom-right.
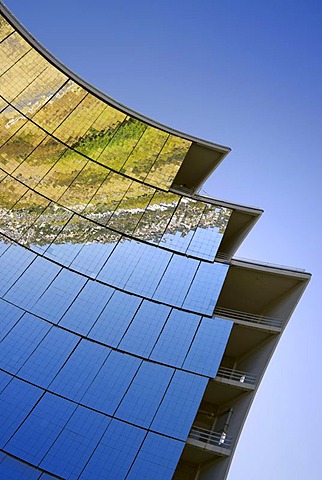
{"left": 214, "top": 306, "right": 283, "bottom": 333}
{"left": 186, "top": 426, "right": 232, "bottom": 459}
{"left": 215, "top": 366, "right": 256, "bottom": 389}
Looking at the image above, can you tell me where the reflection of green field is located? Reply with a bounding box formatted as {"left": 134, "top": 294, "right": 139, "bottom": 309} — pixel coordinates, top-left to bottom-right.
{"left": 1, "top": 114, "right": 190, "bottom": 197}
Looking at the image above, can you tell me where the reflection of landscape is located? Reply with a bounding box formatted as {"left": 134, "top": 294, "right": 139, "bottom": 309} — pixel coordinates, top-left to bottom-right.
{"left": 0, "top": 187, "right": 231, "bottom": 260}
{"left": 0, "top": 12, "right": 232, "bottom": 261}
{"left": 0, "top": 19, "right": 191, "bottom": 190}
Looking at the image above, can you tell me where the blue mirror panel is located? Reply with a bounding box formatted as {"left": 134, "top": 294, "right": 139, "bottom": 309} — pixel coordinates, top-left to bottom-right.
{"left": 0, "top": 312, "right": 50, "bottom": 374}
{"left": 183, "top": 316, "right": 233, "bottom": 376}
{"left": 80, "top": 419, "right": 145, "bottom": 480}
{"left": 40, "top": 405, "right": 109, "bottom": 479}
{"left": 0, "top": 453, "right": 40, "bottom": 480}
{"left": 49, "top": 340, "right": 109, "bottom": 402}
{"left": 119, "top": 300, "right": 171, "bottom": 357}
{"left": 126, "top": 432, "right": 184, "bottom": 480}
{"left": 0, "top": 377, "right": 42, "bottom": 447}
{"left": 115, "top": 361, "right": 173, "bottom": 428}
{"left": 88, "top": 290, "right": 141, "bottom": 346}
{"left": 150, "top": 310, "right": 201, "bottom": 367}
{"left": 151, "top": 371, "right": 207, "bottom": 440}
{"left": 59, "top": 280, "right": 114, "bottom": 335}
{"left": 81, "top": 350, "right": 141, "bottom": 415}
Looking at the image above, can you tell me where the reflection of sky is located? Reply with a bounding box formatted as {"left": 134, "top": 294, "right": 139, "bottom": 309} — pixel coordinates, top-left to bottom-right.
{"left": 2, "top": 1, "right": 322, "bottom": 478}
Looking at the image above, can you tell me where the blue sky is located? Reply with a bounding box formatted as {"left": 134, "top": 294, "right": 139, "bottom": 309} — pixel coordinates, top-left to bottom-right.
{"left": 3, "top": 1, "right": 322, "bottom": 478}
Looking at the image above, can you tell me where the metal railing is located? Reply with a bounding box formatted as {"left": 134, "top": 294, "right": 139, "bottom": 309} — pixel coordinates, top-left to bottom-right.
{"left": 216, "top": 366, "right": 256, "bottom": 385}
{"left": 215, "top": 251, "right": 230, "bottom": 262}
{"left": 189, "top": 426, "right": 233, "bottom": 450}
{"left": 213, "top": 306, "right": 283, "bottom": 329}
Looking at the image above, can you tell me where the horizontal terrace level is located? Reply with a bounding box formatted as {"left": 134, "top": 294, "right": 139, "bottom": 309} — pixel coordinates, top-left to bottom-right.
{"left": 1, "top": 3, "right": 230, "bottom": 193}
{"left": 216, "top": 258, "right": 310, "bottom": 326}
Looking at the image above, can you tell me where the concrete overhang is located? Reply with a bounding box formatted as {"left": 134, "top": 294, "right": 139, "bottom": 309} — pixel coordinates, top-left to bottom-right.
{"left": 172, "top": 142, "right": 231, "bottom": 193}
{"left": 218, "top": 209, "right": 262, "bottom": 258}
{"left": 217, "top": 259, "right": 311, "bottom": 320}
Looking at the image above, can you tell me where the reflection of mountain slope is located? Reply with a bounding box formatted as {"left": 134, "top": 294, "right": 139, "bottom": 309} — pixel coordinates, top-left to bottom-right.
{"left": 0, "top": 198, "right": 231, "bottom": 253}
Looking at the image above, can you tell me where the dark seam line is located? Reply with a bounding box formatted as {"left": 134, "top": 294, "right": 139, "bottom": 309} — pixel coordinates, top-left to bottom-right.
{"left": 0, "top": 366, "right": 187, "bottom": 445}
{"left": 0, "top": 292, "right": 216, "bottom": 379}
{"left": 0, "top": 229, "right": 219, "bottom": 318}
{"left": 0, "top": 448, "right": 64, "bottom": 479}
{"left": 0, "top": 165, "right": 224, "bottom": 264}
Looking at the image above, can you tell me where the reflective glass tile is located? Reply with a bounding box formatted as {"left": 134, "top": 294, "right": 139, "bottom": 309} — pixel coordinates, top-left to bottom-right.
{"left": 120, "top": 126, "right": 168, "bottom": 181}
{"left": 31, "top": 267, "right": 87, "bottom": 322}
{"left": 160, "top": 197, "right": 205, "bottom": 253}
{"left": 0, "top": 106, "right": 28, "bottom": 146}
{"left": 59, "top": 280, "right": 114, "bottom": 335}
{"left": 96, "top": 238, "right": 146, "bottom": 287}
{"left": 153, "top": 254, "right": 199, "bottom": 307}
{"left": 0, "top": 298, "right": 24, "bottom": 342}
{"left": 182, "top": 262, "right": 229, "bottom": 314}
{"left": 186, "top": 204, "right": 232, "bottom": 260}
{"left": 40, "top": 404, "right": 109, "bottom": 479}
{"left": 6, "top": 393, "right": 76, "bottom": 464}
{"left": 0, "top": 174, "right": 28, "bottom": 213}
{"left": 0, "top": 377, "right": 42, "bottom": 447}
{"left": 0, "top": 244, "right": 35, "bottom": 297}
{"left": 47, "top": 215, "right": 107, "bottom": 256}
{"left": 74, "top": 104, "right": 126, "bottom": 160}
{"left": 106, "top": 181, "right": 155, "bottom": 236}
{"left": 49, "top": 340, "right": 110, "bottom": 402}
{"left": 0, "top": 370, "right": 13, "bottom": 394}
{"left": 54, "top": 93, "right": 106, "bottom": 146}
{"left": 13, "top": 65, "right": 67, "bottom": 118}
{"left": 0, "top": 236, "right": 12, "bottom": 257}
{"left": 133, "top": 190, "right": 180, "bottom": 244}
{"left": 4, "top": 256, "right": 61, "bottom": 311}
{"left": 12, "top": 135, "right": 67, "bottom": 189}
{"left": 18, "top": 326, "right": 79, "bottom": 388}
{"left": 80, "top": 419, "right": 145, "bottom": 480}
{"left": 0, "top": 15, "right": 15, "bottom": 42}
{"left": 58, "top": 161, "right": 109, "bottom": 213}
{"left": 81, "top": 350, "right": 141, "bottom": 414}
{"left": 88, "top": 290, "right": 141, "bottom": 346}
{"left": 126, "top": 432, "right": 184, "bottom": 480}
{"left": 119, "top": 300, "right": 171, "bottom": 357}
{"left": 4, "top": 191, "right": 50, "bottom": 243}
{"left": 145, "top": 135, "right": 191, "bottom": 189}
{"left": 35, "top": 150, "right": 87, "bottom": 202}
{"left": 0, "top": 97, "right": 9, "bottom": 113}
{"left": 69, "top": 235, "right": 120, "bottom": 277}
{"left": 0, "top": 49, "right": 47, "bottom": 103}
{"left": 0, "top": 121, "right": 46, "bottom": 173}
{"left": 150, "top": 310, "right": 201, "bottom": 367}
{"left": 83, "top": 172, "right": 132, "bottom": 224}
{"left": 115, "top": 361, "right": 173, "bottom": 428}
{"left": 32, "top": 80, "right": 87, "bottom": 133}
{"left": 151, "top": 371, "right": 207, "bottom": 439}
{"left": 0, "top": 453, "right": 40, "bottom": 480}
{"left": 28, "top": 204, "right": 73, "bottom": 255}
{"left": 0, "top": 312, "right": 50, "bottom": 374}
{"left": 183, "top": 316, "right": 233, "bottom": 376}
{"left": 125, "top": 244, "right": 171, "bottom": 297}
{"left": 97, "top": 117, "right": 146, "bottom": 171}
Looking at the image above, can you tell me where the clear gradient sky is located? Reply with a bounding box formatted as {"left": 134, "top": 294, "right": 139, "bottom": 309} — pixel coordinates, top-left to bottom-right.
{"left": 2, "top": 1, "right": 322, "bottom": 478}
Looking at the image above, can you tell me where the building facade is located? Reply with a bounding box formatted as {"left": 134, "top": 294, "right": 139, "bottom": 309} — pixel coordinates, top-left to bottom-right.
{"left": 0, "top": 4, "right": 310, "bottom": 480}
